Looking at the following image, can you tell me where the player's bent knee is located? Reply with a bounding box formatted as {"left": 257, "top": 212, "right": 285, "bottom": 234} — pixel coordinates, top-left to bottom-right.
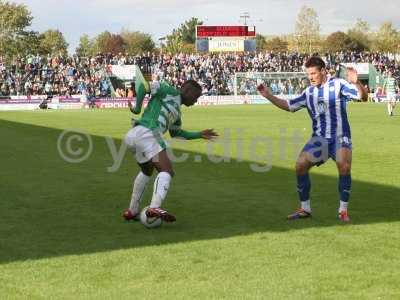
{"left": 338, "top": 163, "right": 351, "bottom": 175}
{"left": 295, "top": 162, "right": 308, "bottom": 175}
{"left": 139, "top": 162, "right": 154, "bottom": 176}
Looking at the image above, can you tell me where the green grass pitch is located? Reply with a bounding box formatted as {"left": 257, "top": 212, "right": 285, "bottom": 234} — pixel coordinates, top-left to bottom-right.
{"left": 0, "top": 104, "right": 399, "bottom": 299}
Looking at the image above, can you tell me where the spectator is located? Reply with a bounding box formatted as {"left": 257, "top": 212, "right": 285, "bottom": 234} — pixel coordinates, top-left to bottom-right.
{"left": 0, "top": 51, "right": 399, "bottom": 98}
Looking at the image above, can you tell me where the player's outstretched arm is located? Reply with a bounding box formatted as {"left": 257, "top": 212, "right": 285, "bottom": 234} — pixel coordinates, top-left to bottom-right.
{"left": 127, "top": 99, "right": 135, "bottom": 114}
{"left": 169, "top": 117, "right": 218, "bottom": 140}
{"left": 347, "top": 67, "right": 368, "bottom": 102}
{"left": 200, "top": 129, "right": 218, "bottom": 140}
{"left": 170, "top": 128, "right": 218, "bottom": 140}
{"left": 257, "top": 84, "right": 290, "bottom": 111}
{"left": 132, "top": 96, "right": 144, "bottom": 114}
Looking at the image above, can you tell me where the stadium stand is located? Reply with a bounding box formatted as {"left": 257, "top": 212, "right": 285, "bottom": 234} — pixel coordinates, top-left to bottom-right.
{"left": 0, "top": 51, "right": 399, "bottom": 98}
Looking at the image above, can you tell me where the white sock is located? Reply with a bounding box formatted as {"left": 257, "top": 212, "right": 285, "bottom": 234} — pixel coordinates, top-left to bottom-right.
{"left": 129, "top": 172, "right": 151, "bottom": 213}
{"left": 388, "top": 103, "right": 392, "bottom": 115}
{"left": 339, "top": 200, "right": 348, "bottom": 213}
{"left": 150, "top": 172, "right": 172, "bottom": 208}
{"left": 301, "top": 200, "right": 311, "bottom": 212}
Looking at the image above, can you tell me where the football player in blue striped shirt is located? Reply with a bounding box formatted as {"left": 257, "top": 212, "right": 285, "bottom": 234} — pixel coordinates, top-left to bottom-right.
{"left": 258, "top": 56, "right": 367, "bottom": 222}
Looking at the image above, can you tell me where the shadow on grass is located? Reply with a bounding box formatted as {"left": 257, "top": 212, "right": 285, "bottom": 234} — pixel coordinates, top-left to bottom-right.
{"left": 0, "top": 119, "right": 398, "bottom": 264}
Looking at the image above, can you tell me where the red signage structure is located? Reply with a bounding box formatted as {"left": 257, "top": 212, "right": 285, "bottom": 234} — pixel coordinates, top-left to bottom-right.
{"left": 196, "top": 26, "right": 256, "bottom": 37}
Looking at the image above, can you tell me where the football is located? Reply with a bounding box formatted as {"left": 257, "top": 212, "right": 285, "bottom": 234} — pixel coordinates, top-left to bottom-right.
{"left": 140, "top": 206, "right": 163, "bottom": 228}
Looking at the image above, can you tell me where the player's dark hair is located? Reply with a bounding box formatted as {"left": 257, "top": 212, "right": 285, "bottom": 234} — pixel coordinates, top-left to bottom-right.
{"left": 182, "top": 79, "right": 202, "bottom": 93}
{"left": 305, "top": 56, "right": 326, "bottom": 70}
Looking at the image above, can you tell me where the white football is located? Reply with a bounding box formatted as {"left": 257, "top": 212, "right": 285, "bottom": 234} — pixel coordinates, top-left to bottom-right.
{"left": 140, "top": 206, "right": 163, "bottom": 228}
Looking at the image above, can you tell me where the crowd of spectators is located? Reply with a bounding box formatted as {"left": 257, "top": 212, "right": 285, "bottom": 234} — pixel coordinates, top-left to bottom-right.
{"left": 0, "top": 54, "right": 112, "bottom": 98}
{"left": 1, "top": 51, "right": 399, "bottom": 98}
{"left": 236, "top": 76, "right": 309, "bottom": 96}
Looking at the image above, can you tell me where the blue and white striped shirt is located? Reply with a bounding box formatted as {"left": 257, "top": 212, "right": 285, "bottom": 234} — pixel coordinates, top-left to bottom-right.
{"left": 288, "top": 78, "right": 359, "bottom": 139}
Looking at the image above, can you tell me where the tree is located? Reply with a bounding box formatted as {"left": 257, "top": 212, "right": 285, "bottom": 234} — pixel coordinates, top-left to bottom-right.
{"left": 294, "top": 5, "right": 320, "bottom": 53}
{"left": 0, "top": 0, "right": 33, "bottom": 59}
{"left": 264, "top": 37, "right": 288, "bottom": 52}
{"left": 39, "top": 29, "right": 69, "bottom": 56}
{"left": 324, "top": 31, "right": 352, "bottom": 53}
{"left": 16, "top": 30, "right": 41, "bottom": 56}
{"left": 76, "top": 34, "right": 94, "bottom": 57}
{"left": 178, "top": 17, "right": 203, "bottom": 44}
{"left": 165, "top": 31, "right": 184, "bottom": 54}
{"left": 120, "top": 30, "right": 155, "bottom": 55}
{"left": 255, "top": 34, "right": 267, "bottom": 51}
{"left": 93, "top": 31, "right": 110, "bottom": 54}
{"left": 165, "top": 17, "right": 203, "bottom": 54}
{"left": 180, "top": 43, "right": 195, "bottom": 53}
{"left": 106, "top": 34, "right": 125, "bottom": 54}
{"left": 286, "top": 34, "right": 299, "bottom": 52}
{"left": 373, "top": 21, "right": 399, "bottom": 53}
{"left": 351, "top": 18, "right": 370, "bottom": 33}
{"left": 347, "top": 18, "right": 371, "bottom": 51}
{"left": 93, "top": 31, "right": 125, "bottom": 54}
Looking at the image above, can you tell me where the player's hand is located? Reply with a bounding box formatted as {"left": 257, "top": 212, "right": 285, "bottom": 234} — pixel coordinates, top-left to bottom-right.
{"left": 128, "top": 99, "right": 133, "bottom": 108}
{"left": 128, "top": 99, "right": 136, "bottom": 113}
{"left": 346, "top": 67, "right": 359, "bottom": 84}
{"left": 257, "top": 84, "right": 271, "bottom": 98}
{"left": 201, "top": 129, "right": 218, "bottom": 140}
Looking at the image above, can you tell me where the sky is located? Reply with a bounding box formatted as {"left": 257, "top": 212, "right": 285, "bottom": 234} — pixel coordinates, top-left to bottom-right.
{"left": 13, "top": 0, "right": 400, "bottom": 53}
